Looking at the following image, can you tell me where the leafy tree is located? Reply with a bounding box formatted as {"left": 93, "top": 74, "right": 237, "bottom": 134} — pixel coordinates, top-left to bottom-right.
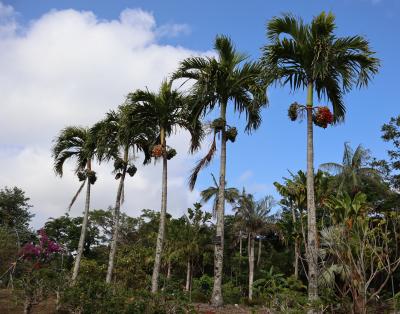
{"left": 52, "top": 126, "right": 97, "bottom": 283}
{"left": 321, "top": 193, "right": 400, "bottom": 313}
{"left": 181, "top": 203, "right": 212, "bottom": 291}
{"left": 0, "top": 186, "right": 33, "bottom": 230}
{"left": 173, "top": 35, "right": 268, "bottom": 306}
{"left": 127, "top": 79, "right": 203, "bottom": 293}
{"left": 261, "top": 12, "right": 379, "bottom": 303}
{"left": 320, "top": 143, "right": 378, "bottom": 195}
{"left": 381, "top": 115, "right": 400, "bottom": 189}
{"left": 200, "top": 174, "right": 239, "bottom": 218}
{"left": 44, "top": 215, "right": 100, "bottom": 258}
{"left": 233, "top": 191, "right": 274, "bottom": 300}
{"left": 94, "top": 104, "right": 154, "bottom": 283}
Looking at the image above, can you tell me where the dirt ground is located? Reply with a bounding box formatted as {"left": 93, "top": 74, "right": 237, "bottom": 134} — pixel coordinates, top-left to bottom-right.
{"left": 0, "top": 289, "right": 271, "bottom": 314}
{"left": 194, "top": 303, "right": 271, "bottom": 313}
{"left": 0, "top": 289, "right": 57, "bottom": 313}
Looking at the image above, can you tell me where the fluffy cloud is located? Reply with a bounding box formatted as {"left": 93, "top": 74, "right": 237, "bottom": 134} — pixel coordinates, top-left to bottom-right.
{"left": 0, "top": 4, "right": 208, "bottom": 228}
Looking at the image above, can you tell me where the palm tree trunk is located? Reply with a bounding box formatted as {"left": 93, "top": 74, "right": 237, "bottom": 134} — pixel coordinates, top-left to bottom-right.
{"left": 211, "top": 101, "right": 227, "bottom": 307}
{"left": 294, "top": 238, "right": 300, "bottom": 279}
{"left": 71, "top": 160, "right": 92, "bottom": 284}
{"left": 248, "top": 233, "right": 255, "bottom": 300}
{"left": 151, "top": 128, "right": 168, "bottom": 293}
{"left": 257, "top": 236, "right": 262, "bottom": 267}
{"left": 306, "top": 82, "right": 318, "bottom": 305}
{"left": 239, "top": 231, "right": 242, "bottom": 258}
{"left": 291, "top": 203, "right": 299, "bottom": 279}
{"left": 167, "top": 260, "right": 171, "bottom": 279}
{"left": 185, "top": 258, "right": 191, "bottom": 291}
{"left": 106, "top": 147, "right": 128, "bottom": 283}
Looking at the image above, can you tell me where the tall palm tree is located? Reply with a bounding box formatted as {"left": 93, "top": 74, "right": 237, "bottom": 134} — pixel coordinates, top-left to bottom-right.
{"left": 94, "top": 104, "right": 154, "bottom": 283}
{"left": 52, "top": 126, "right": 97, "bottom": 283}
{"left": 173, "top": 35, "right": 268, "bottom": 306}
{"left": 274, "top": 177, "right": 302, "bottom": 279}
{"left": 261, "top": 12, "right": 379, "bottom": 303}
{"left": 233, "top": 191, "right": 274, "bottom": 300}
{"left": 127, "top": 80, "right": 203, "bottom": 293}
{"left": 200, "top": 174, "right": 239, "bottom": 218}
{"left": 320, "top": 142, "right": 378, "bottom": 195}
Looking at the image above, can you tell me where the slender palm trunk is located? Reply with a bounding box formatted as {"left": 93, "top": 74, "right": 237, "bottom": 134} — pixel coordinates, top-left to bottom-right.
{"left": 152, "top": 128, "right": 168, "bottom": 293}
{"left": 185, "top": 258, "right": 191, "bottom": 291}
{"left": 291, "top": 202, "right": 299, "bottom": 279}
{"left": 248, "top": 233, "right": 255, "bottom": 300}
{"left": 106, "top": 147, "right": 128, "bottom": 283}
{"left": 294, "top": 238, "right": 300, "bottom": 279}
{"left": 167, "top": 260, "right": 171, "bottom": 279}
{"left": 306, "top": 82, "right": 318, "bottom": 305}
{"left": 257, "top": 236, "right": 262, "bottom": 267}
{"left": 239, "top": 231, "right": 243, "bottom": 258}
{"left": 71, "top": 160, "right": 92, "bottom": 284}
{"left": 211, "top": 102, "right": 227, "bottom": 307}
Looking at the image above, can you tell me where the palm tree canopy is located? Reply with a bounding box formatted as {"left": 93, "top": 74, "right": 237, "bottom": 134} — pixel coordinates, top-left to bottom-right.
{"left": 320, "top": 142, "right": 379, "bottom": 192}
{"left": 52, "top": 126, "right": 95, "bottom": 176}
{"left": 261, "top": 11, "right": 380, "bottom": 121}
{"left": 127, "top": 80, "right": 204, "bottom": 153}
{"left": 274, "top": 170, "right": 330, "bottom": 211}
{"left": 173, "top": 35, "right": 268, "bottom": 132}
{"left": 200, "top": 174, "right": 239, "bottom": 217}
{"left": 233, "top": 190, "right": 275, "bottom": 235}
{"left": 92, "top": 104, "right": 154, "bottom": 165}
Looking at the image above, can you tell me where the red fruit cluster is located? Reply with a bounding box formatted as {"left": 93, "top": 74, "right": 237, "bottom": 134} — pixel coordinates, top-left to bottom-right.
{"left": 151, "top": 144, "right": 163, "bottom": 157}
{"left": 315, "top": 106, "right": 333, "bottom": 128}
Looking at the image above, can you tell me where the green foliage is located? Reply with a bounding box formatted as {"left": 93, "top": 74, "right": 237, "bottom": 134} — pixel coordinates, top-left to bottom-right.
{"left": 222, "top": 281, "right": 242, "bottom": 304}
{"left": 62, "top": 280, "right": 194, "bottom": 314}
{"left": 191, "top": 274, "right": 213, "bottom": 302}
{"left": 253, "top": 268, "right": 307, "bottom": 312}
{"left": 0, "top": 186, "right": 33, "bottom": 235}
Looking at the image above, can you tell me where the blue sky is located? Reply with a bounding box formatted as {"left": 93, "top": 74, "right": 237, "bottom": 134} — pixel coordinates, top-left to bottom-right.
{"left": 2, "top": 0, "right": 399, "bottom": 225}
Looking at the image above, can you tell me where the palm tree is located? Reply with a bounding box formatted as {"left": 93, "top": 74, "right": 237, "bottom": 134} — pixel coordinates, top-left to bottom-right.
{"left": 173, "top": 35, "right": 268, "bottom": 306}
{"left": 200, "top": 174, "right": 239, "bottom": 218}
{"left": 261, "top": 12, "right": 379, "bottom": 303}
{"left": 233, "top": 191, "right": 274, "bottom": 300}
{"left": 274, "top": 177, "right": 302, "bottom": 279}
{"left": 127, "top": 80, "right": 203, "bottom": 293}
{"left": 94, "top": 104, "right": 154, "bottom": 283}
{"left": 320, "top": 142, "right": 378, "bottom": 195}
{"left": 52, "top": 126, "right": 97, "bottom": 283}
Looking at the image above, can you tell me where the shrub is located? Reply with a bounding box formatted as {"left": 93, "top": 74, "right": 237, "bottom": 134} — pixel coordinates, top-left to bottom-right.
{"left": 191, "top": 274, "right": 213, "bottom": 302}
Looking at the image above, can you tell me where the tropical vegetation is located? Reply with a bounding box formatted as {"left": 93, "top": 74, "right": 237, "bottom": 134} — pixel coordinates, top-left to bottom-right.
{"left": 4, "top": 11, "right": 399, "bottom": 314}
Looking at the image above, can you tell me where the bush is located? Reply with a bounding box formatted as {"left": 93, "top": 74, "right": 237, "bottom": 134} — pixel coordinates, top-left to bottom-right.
{"left": 253, "top": 268, "right": 307, "bottom": 312}
{"left": 191, "top": 274, "right": 213, "bottom": 302}
{"left": 222, "top": 281, "right": 242, "bottom": 304}
{"left": 61, "top": 279, "right": 195, "bottom": 314}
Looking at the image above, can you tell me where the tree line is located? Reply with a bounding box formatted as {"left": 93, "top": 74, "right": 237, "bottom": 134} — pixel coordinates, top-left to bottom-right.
{"left": 2, "top": 11, "right": 397, "bottom": 314}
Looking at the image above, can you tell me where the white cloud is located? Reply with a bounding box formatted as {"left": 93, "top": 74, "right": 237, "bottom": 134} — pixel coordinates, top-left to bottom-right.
{"left": 0, "top": 4, "right": 209, "bottom": 228}
{"left": 238, "top": 170, "right": 253, "bottom": 183}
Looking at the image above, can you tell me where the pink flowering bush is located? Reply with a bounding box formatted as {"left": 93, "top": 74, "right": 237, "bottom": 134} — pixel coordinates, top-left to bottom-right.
{"left": 16, "top": 229, "right": 64, "bottom": 313}
{"left": 19, "top": 229, "right": 61, "bottom": 266}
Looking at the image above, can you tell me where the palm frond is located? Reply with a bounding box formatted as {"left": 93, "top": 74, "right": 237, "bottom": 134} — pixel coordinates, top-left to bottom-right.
{"left": 68, "top": 179, "right": 86, "bottom": 211}
{"left": 188, "top": 134, "right": 217, "bottom": 190}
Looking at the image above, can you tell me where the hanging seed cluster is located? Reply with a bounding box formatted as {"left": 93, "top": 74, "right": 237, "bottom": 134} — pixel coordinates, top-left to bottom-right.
{"left": 288, "top": 102, "right": 300, "bottom": 121}
{"left": 211, "top": 118, "right": 226, "bottom": 131}
{"left": 166, "top": 148, "right": 177, "bottom": 160}
{"left": 313, "top": 106, "right": 333, "bottom": 128}
{"left": 127, "top": 165, "right": 137, "bottom": 177}
{"left": 226, "top": 127, "right": 238, "bottom": 142}
{"left": 77, "top": 170, "right": 97, "bottom": 184}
